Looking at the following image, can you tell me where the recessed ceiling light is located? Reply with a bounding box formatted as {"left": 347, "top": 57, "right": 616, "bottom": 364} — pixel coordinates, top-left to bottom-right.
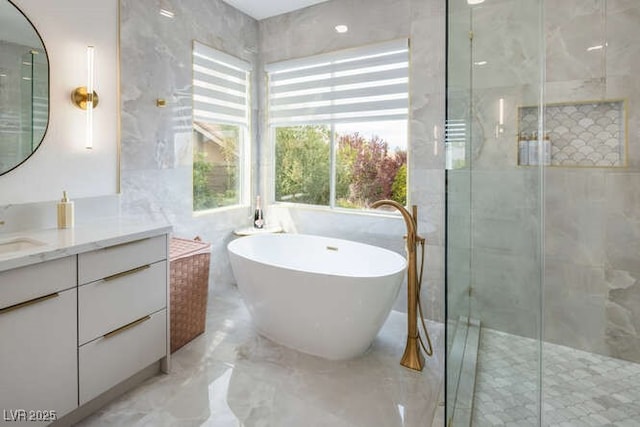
{"left": 160, "top": 8, "right": 174, "bottom": 19}
{"left": 467, "top": 0, "right": 485, "bottom": 4}
{"left": 474, "top": 60, "right": 488, "bottom": 66}
{"left": 335, "top": 25, "right": 349, "bottom": 34}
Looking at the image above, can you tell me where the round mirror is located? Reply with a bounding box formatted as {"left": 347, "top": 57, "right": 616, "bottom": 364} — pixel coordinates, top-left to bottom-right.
{"left": 0, "top": 0, "right": 49, "bottom": 175}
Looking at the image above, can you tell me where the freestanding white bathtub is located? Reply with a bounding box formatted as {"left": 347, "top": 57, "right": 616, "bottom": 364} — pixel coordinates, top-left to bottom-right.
{"left": 227, "top": 233, "right": 406, "bottom": 360}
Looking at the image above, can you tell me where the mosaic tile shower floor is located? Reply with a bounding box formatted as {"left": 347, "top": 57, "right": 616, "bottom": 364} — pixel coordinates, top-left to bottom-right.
{"left": 472, "top": 328, "right": 640, "bottom": 427}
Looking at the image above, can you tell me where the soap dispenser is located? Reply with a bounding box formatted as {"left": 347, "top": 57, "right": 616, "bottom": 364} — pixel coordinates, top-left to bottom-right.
{"left": 57, "top": 191, "right": 74, "bottom": 229}
{"left": 518, "top": 132, "right": 529, "bottom": 166}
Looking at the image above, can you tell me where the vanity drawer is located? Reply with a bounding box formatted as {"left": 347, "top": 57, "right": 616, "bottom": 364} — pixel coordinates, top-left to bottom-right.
{"left": 0, "top": 256, "right": 76, "bottom": 310}
{"left": 78, "top": 235, "right": 167, "bottom": 284}
{"left": 78, "top": 260, "right": 167, "bottom": 345}
{"left": 79, "top": 309, "right": 167, "bottom": 405}
{"left": 0, "top": 287, "right": 78, "bottom": 420}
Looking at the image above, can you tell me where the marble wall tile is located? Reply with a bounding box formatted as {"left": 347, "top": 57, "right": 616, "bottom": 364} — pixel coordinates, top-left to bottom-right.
{"left": 446, "top": 177, "right": 470, "bottom": 214}
{"left": 606, "top": 76, "right": 640, "bottom": 171}
{"left": 410, "top": 13, "right": 446, "bottom": 96}
{"left": 445, "top": 168, "right": 471, "bottom": 326}
{"left": 411, "top": 92, "right": 446, "bottom": 171}
{"left": 447, "top": 214, "right": 471, "bottom": 252}
{"left": 412, "top": 169, "right": 445, "bottom": 246}
{"left": 471, "top": 170, "right": 540, "bottom": 219}
{"left": 545, "top": 78, "right": 606, "bottom": 104}
{"left": 120, "top": 0, "right": 259, "bottom": 287}
{"left": 446, "top": 246, "right": 471, "bottom": 321}
{"left": 258, "top": 0, "right": 410, "bottom": 65}
{"left": 544, "top": 169, "right": 606, "bottom": 267}
{"left": 605, "top": 2, "right": 640, "bottom": 79}
{"left": 544, "top": 197, "right": 605, "bottom": 268}
{"left": 470, "top": 0, "right": 542, "bottom": 90}
{"left": 537, "top": 0, "right": 640, "bottom": 361}
{"left": 604, "top": 173, "right": 640, "bottom": 219}
{"left": 544, "top": 0, "right": 605, "bottom": 82}
{"left": 420, "top": 245, "right": 445, "bottom": 321}
{"left": 446, "top": 1, "right": 472, "bottom": 98}
{"left": 543, "top": 258, "right": 608, "bottom": 355}
{"left": 472, "top": 216, "right": 539, "bottom": 257}
{"left": 604, "top": 213, "right": 640, "bottom": 273}
{"left": 470, "top": 250, "right": 541, "bottom": 338}
{"left": 410, "top": 0, "right": 444, "bottom": 19}
{"left": 605, "top": 268, "right": 640, "bottom": 362}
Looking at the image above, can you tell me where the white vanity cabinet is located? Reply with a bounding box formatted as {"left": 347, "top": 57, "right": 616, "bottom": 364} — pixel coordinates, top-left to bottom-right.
{"left": 77, "top": 235, "right": 169, "bottom": 405}
{"left": 0, "top": 257, "right": 78, "bottom": 425}
{"left": 0, "top": 223, "right": 170, "bottom": 426}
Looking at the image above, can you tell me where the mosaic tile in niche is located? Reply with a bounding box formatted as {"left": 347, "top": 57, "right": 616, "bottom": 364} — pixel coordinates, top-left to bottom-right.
{"left": 518, "top": 100, "right": 626, "bottom": 167}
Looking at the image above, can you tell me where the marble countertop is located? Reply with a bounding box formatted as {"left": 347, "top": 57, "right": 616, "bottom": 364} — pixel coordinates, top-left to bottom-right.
{"left": 0, "top": 217, "right": 172, "bottom": 273}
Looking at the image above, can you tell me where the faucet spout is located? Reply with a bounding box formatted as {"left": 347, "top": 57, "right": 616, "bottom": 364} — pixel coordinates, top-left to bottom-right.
{"left": 371, "top": 199, "right": 425, "bottom": 371}
{"left": 370, "top": 200, "right": 416, "bottom": 240}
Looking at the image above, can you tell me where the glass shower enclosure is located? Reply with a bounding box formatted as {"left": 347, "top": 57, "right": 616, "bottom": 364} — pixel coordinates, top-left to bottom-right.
{"left": 445, "top": 0, "right": 640, "bottom": 425}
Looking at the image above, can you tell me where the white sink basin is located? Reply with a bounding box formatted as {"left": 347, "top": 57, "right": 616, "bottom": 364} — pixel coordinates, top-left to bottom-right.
{"left": 0, "top": 237, "right": 46, "bottom": 254}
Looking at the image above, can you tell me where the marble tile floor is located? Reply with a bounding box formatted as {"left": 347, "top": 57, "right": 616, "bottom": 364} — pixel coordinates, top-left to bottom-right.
{"left": 472, "top": 328, "right": 640, "bottom": 427}
{"left": 75, "top": 285, "right": 444, "bottom": 427}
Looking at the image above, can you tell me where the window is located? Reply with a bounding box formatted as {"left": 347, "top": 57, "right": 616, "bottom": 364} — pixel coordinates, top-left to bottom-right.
{"left": 445, "top": 118, "right": 467, "bottom": 170}
{"left": 192, "top": 41, "right": 251, "bottom": 211}
{"left": 267, "top": 39, "right": 409, "bottom": 209}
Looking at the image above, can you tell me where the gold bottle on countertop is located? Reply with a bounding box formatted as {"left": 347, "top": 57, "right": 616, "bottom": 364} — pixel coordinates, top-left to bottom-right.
{"left": 57, "top": 191, "right": 74, "bottom": 229}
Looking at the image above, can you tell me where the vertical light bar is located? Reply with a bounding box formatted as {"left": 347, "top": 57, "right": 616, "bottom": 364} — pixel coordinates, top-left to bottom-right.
{"left": 496, "top": 97, "right": 505, "bottom": 138}
{"left": 86, "top": 46, "right": 95, "bottom": 149}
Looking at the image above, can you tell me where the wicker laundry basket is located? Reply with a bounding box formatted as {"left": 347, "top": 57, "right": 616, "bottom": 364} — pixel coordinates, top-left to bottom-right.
{"left": 169, "top": 236, "right": 211, "bottom": 353}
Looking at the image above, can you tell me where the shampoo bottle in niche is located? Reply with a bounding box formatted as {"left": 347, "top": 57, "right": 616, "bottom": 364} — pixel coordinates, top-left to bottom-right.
{"left": 518, "top": 132, "right": 529, "bottom": 165}
{"left": 57, "top": 191, "right": 74, "bottom": 229}
{"left": 528, "top": 131, "right": 539, "bottom": 166}
{"left": 542, "top": 133, "right": 551, "bottom": 165}
{"left": 253, "top": 195, "right": 264, "bottom": 229}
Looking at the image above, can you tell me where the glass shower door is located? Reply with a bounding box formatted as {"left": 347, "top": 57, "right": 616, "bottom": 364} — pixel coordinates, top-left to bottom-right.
{"left": 446, "top": 0, "right": 545, "bottom": 425}
{"left": 445, "top": 0, "right": 473, "bottom": 423}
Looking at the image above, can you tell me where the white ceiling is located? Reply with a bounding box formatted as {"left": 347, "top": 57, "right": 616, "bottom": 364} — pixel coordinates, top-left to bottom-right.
{"left": 222, "top": 0, "right": 331, "bottom": 20}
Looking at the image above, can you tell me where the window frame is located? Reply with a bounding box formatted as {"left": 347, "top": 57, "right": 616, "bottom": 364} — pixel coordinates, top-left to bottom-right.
{"left": 266, "top": 40, "right": 410, "bottom": 212}
{"left": 191, "top": 41, "right": 252, "bottom": 213}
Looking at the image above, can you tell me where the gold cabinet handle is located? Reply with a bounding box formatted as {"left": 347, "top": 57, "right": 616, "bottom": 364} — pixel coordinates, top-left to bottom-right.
{"left": 103, "top": 315, "right": 151, "bottom": 339}
{"left": 103, "top": 264, "right": 151, "bottom": 282}
{"left": 101, "top": 238, "right": 150, "bottom": 251}
{"left": 0, "top": 292, "right": 59, "bottom": 315}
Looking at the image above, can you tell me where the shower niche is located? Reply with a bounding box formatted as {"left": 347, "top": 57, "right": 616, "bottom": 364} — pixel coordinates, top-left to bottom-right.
{"left": 517, "top": 99, "right": 627, "bottom": 167}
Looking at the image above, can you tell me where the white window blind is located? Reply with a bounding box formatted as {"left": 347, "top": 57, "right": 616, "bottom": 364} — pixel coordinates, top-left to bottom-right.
{"left": 193, "top": 41, "right": 251, "bottom": 126}
{"left": 266, "top": 39, "right": 409, "bottom": 126}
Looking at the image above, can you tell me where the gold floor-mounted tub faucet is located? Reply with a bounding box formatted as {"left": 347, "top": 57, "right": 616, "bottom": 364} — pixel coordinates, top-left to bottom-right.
{"left": 371, "top": 200, "right": 428, "bottom": 371}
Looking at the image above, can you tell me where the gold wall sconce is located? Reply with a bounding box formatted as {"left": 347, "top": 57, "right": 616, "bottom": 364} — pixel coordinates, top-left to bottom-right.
{"left": 71, "top": 46, "right": 98, "bottom": 149}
